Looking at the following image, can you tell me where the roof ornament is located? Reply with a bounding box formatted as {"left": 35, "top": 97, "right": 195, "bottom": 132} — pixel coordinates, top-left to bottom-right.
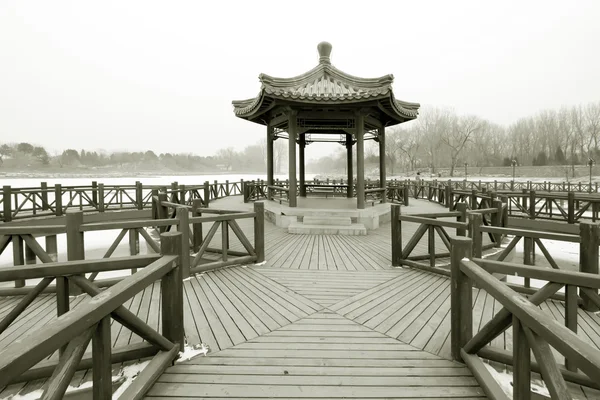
{"left": 317, "top": 41, "right": 332, "bottom": 65}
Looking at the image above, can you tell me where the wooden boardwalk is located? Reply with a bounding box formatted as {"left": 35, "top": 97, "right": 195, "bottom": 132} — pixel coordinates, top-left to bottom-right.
{"left": 1, "top": 198, "right": 600, "bottom": 398}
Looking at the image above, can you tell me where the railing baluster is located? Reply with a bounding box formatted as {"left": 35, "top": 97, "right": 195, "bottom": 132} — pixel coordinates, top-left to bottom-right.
{"left": 450, "top": 236, "right": 472, "bottom": 362}
{"left": 513, "top": 316, "right": 531, "bottom": 399}
{"left": 92, "top": 316, "right": 112, "bottom": 400}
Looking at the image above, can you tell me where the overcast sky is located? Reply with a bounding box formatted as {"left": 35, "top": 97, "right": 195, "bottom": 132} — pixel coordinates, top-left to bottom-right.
{"left": 1, "top": 1, "right": 599, "bottom": 160}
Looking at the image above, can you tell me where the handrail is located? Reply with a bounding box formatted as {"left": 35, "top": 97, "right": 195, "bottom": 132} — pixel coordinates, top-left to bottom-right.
{"left": 449, "top": 236, "right": 600, "bottom": 399}
{"left": 0, "top": 232, "right": 185, "bottom": 398}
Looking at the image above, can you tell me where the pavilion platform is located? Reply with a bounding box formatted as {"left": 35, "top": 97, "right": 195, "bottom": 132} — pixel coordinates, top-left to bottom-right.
{"left": 1, "top": 198, "right": 600, "bottom": 399}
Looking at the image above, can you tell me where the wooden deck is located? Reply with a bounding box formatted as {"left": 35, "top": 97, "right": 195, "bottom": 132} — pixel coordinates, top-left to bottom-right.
{"left": 1, "top": 198, "right": 600, "bottom": 399}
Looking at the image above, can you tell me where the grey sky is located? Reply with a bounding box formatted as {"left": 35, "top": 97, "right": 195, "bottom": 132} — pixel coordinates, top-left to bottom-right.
{"left": 1, "top": 0, "right": 599, "bottom": 160}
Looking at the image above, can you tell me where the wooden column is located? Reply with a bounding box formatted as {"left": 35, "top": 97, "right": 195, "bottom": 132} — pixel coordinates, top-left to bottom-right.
{"left": 356, "top": 113, "right": 365, "bottom": 209}
{"left": 299, "top": 134, "right": 306, "bottom": 197}
{"left": 379, "top": 126, "right": 386, "bottom": 203}
{"left": 288, "top": 111, "right": 298, "bottom": 207}
{"left": 267, "top": 125, "right": 274, "bottom": 201}
{"left": 346, "top": 134, "right": 353, "bottom": 198}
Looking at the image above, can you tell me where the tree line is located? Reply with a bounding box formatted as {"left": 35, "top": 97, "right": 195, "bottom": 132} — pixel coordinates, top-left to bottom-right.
{"left": 385, "top": 101, "right": 600, "bottom": 176}
{"left": 0, "top": 139, "right": 288, "bottom": 173}
{"left": 3, "top": 100, "right": 598, "bottom": 176}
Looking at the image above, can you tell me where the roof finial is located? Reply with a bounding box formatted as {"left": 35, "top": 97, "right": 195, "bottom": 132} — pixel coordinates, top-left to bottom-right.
{"left": 317, "top": 41, "right": 332, "bottom": 64}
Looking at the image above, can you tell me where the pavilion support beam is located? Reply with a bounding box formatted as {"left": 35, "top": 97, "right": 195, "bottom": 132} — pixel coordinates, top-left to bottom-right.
{"left": 346, "top": 134, "right": 353, "bottom": 198}
{"left": 288, "top": 111, "right": 298, "bottom": 207}
{"left": 267, "top": 125, "right": 274, "bottom": 201}
{"left": 356, "top": 112, "right": 365, "bottom": 209}
{"left": 299, "top": 134, "right": 306, "bottom": 197}
{"left": 379, "top": 126, "right": 387, "bottom": 203}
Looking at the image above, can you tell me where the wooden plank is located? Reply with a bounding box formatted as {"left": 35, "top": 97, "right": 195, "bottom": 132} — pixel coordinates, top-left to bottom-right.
{"left": 188, "top": 275, "right": 233, "bottom": 350}
{"left": 147, "top": 383, "right": 485, "bottom": 397}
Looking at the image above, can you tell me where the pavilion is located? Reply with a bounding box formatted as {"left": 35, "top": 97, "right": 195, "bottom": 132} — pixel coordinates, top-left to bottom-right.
{"left": 233, "top": 42, "right": 420, "bottom": 209}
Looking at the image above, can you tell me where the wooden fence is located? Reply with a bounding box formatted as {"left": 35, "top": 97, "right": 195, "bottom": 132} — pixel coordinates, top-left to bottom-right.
{"left": 391, "top": 200, "right": 506, "bottom": 275}
{"left": 450, "top": 237, "right": 600, "bottom": 400}
{"left": 0, "top": 232, "right": 186, "bottom": 399}
{"left": 0, "top": 191, "right": 264, "bottom": 295}
{"left": 0, "top": 180, "right": 250, "bottom": 222}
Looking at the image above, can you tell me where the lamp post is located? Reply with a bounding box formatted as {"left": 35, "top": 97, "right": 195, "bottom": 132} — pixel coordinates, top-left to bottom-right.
{"left": 588, "top": 158, "right": 595, "bottom": 193}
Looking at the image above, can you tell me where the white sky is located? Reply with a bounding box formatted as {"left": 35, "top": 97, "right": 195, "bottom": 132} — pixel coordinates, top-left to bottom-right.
{"left": 1, "top": 0, "right": 599, "bottom": 160}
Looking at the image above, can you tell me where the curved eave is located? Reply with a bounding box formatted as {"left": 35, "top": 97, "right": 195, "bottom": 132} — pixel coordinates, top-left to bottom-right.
{"left": 260, "top": 63, "right": 394, "bottom": 89}
{"left": 233, "top": 89, "right": 419, "bottom": 126}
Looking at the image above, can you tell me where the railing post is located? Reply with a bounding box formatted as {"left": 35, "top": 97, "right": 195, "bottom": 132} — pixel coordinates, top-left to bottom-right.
{"left": 66, "top": 210, "right": 84, "bottom": 295}
{"left": 450, "top": 236, "right": 472, "bottom": 362}
{"left": 455, "top": 203, "right": 467, "bottom": 237}
{"left": 98, "top": 184, "right": 105, "bottom": 213}
{"left": 160, "top": 232, "right": 184, "bottom": 351}
{"left": 54, "top": 184, "right": 63, "bottom": 217}
{"left": 41, "top": 182, "right": 49, "bottom": 211}
{"left": 402, "top": 184, "right": 409, "bottom": 206}
{"left": 2, "top": 186, "right": 11, "bottom": 222}
{"left": 391, "top": 204, "right": 402, "bottom": 266}
{"left": 529, "top": 190, "right": 536, "bottom": 219}
{"left": 446, "top": 185, "right": 453, "bottom": 210}
{"left": 151, "top": 188, "right": 159, "bottom": 220}
{"left": 129, "top": 228, "right": 139, "bottom": 274}
{"left": 176, "top": 207, "right": 190, "bottom": 279}
{"left": 203, "top": 181, "right": 210, "bottom": 207}
{"left": 492, "top": 199, "right": 503, "bottom": 246}
{"left": 11, "top": 235, "right": 24, "bottom": 288}
{"left": 92, "top": 316, "right": 112, "bottom": 400}
{"left": 513, "top": 315, "right": 531, "bottom": 399}
{"left": 500, "top": 196, "right": 509, "bottom": 227}
{"left": 136, "top": 181, "right": 143, "bottom": 210}
{"left": 91, "top": 181, "right": 98, "bottom": 207}
{"left": 468, "top": 212, "right": 483, "bottom": 258}
{"left": 568, "top": 191, "right": 575, "bottom": 224}
{"left": 157, "top": 193, "right": 169, "bottom": 233}
{"left": 191, "top": 199, "right": 203, "bottom": 253}
{"left": 254, "top": 202, "right": 265, "bottom": 263}
{"left": 580, "top": 222, "right": 600, "bottom": 311}
{"left": 470, "top": 189, "right": 477, "bottom": 209}
{"left": 179, "top": 184, "right": 186, "bottom": 205}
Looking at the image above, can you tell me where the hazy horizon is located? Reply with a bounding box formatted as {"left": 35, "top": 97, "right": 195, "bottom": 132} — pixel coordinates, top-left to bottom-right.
{"left": 2, "top": 1, "right": 600, "bottom": 160}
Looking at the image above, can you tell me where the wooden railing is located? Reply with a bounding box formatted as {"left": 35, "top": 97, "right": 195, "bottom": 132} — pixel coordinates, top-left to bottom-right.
{"left": 0, "top": 193, "right": 265, "bottom": 296}
{"left": 0, "top": 232, "right": 185, "bottom": 399}
{"left": 420, "top": 178, "right": 599, "bottom": 193}
{"left": 0, "top": 180, "right": 253, "bottom": 222}
{"left": 399, "top": 179, "right": 600, "bottom": 225}
{"left": 450, "top": 236, "right": 600, "bottom": 399}
{"left": 391, "top": 201, "right": 506, "bottom": 275}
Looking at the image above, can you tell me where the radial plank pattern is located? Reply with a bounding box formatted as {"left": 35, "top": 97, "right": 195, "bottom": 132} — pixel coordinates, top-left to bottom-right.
{"left": 146, "top": 310, "right": 486, "bottom": 399}
{"left": 254, "top": 268, "right": 402, "bottom": 307}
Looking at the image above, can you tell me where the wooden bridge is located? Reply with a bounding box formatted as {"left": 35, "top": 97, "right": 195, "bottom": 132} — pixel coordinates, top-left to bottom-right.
{"left": 1, "top": 180, "right": 600, "bottom": 399}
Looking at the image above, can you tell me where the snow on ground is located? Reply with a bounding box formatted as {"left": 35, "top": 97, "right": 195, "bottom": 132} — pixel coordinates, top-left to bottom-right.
{"left": 506, "top": 237, "right": 581, "bottom": 290}
{"left": 176, "top": 343, "right": 210, "bottom": 363}
{"left": 485, "top": 364, "right": 552, "bottom": 399}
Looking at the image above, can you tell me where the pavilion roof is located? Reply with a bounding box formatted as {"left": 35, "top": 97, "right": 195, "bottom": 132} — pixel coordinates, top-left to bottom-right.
{"left": 232, "top": 42, "right": 420, "bottom": 125}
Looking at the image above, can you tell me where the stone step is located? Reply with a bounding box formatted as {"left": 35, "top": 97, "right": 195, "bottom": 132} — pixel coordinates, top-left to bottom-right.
{"left": 288, "top": 222, "right": 367, "bottom": 236}
{"left": 302, "top": 216, "right": 352, "bottom": 226}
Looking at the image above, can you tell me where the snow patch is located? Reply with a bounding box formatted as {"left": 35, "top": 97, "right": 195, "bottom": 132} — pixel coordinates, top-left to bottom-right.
{"left": 176, "top": 343, "right": 210, "bottom": 363}
{"left": 253, "top": 261, "right": 267, "bottom": 266}
{"left": 112, "top": 360, "right": 152, "bottom": 399}
{"left": 8, "top": 374, "right": 124, "bottom": 400}
{"left": 484, "top": 364, "right": 551, "bottom": 398}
